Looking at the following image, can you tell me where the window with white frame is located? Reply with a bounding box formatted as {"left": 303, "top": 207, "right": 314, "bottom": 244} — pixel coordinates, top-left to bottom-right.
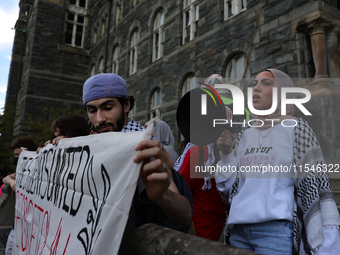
{"left": 225, "top": 54, "right": 250, "bottom": 82}
{"left": 65, "top": 0, "right": 87, "bottom": 47}
{"left": 116, "top": 2, "right": 123, "bottom": 23}
{"left": 153, "top": 9, "right": 165, "bottom": 61}
{"left": 181, "top": 74, "right": 196, "bottom": 96}
{"left": 182, "top": 0, "right": 199, "bottom": 44}
{"left": 90, "top": 65, "right": 95, "bottom": 76}
{"left": 150, "top": 89, "right": 162, "bottom": 119}
{"left": 130, "top": 30, "right": 139, "bottom": 75}
{"left": 112, "top": 46, "right": 119, "bottom": 74}
{"left": 98, "top": 58, "right": 104, "bottom": 73}
{"left": 224, "top": 0, "right": 247, "bottom": 20}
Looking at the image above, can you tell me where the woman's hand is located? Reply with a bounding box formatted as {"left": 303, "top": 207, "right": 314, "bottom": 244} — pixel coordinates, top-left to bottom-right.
{"left": 217, "top": 129, "right": 237, "bottom": 155}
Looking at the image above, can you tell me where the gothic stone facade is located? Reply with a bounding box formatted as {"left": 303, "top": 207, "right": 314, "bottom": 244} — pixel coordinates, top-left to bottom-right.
{"left": 5, "top": 0, "right": 340, "bottom": 166}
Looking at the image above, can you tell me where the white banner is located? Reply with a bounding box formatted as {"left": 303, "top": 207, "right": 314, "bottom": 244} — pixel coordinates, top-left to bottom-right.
{"left": 13, "top": 127, "right": 152, "bottom": 255}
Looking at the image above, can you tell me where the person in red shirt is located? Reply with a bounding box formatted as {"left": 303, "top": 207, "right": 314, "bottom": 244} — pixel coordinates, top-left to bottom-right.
{"left": 179, "top": 144, "right": 226, "bottom": 241}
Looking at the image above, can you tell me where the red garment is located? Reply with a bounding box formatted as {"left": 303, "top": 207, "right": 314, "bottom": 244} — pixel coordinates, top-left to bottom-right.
{"left": 0, "top": 184, "right": 4, "bottom": 197}
{"left": 180, "top": 146, "right": 226, "bottom": 241}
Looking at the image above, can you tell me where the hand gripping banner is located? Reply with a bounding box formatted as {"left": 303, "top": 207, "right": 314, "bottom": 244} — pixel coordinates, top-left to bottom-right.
{"left": 13, "top": 126, "right": 152, "bottom": 255}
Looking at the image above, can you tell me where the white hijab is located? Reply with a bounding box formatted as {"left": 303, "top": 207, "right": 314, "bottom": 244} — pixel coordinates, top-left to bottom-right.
{"left": 250, "top": 69, "right": 296, "bottom": 130}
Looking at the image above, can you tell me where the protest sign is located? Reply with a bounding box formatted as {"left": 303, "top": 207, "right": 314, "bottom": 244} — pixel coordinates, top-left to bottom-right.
{"left": 13, "top": 126, "right": 152, "bottom": 255}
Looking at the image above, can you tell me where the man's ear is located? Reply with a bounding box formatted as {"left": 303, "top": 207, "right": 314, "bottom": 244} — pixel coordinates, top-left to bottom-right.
{"left": 124, "top": 98, "right": 131, "bottom": 114}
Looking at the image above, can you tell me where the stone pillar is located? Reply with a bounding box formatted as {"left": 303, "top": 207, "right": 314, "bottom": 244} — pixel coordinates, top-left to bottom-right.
{"left": 296, "top": 16, "right": 339, "bottom": 161}
{"left": 307, "top": 18, "right": 332, "bottom": 78}
{"left": 297, "top": 17, "right": 332, "bottom": 78}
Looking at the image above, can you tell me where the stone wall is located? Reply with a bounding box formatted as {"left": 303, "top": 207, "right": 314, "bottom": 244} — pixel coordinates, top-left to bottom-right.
{"left": 12, "top": 0, "right": 90, "bottom": 135}
{"left": 5, "top": 0, "right": 340, "bottom": 158}
{"left": 88, "top": 0, "right": 340, "bottom": 154}
{"left": 5, "top": 0, "right": 34, "bottom": 112}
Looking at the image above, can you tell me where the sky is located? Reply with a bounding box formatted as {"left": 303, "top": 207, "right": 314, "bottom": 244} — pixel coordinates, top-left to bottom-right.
{"left": 0, "top": 0, "right": 20, "bottom": 113}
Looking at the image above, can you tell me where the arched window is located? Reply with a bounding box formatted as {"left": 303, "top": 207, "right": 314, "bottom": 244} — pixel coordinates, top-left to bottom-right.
{"left": 153, "top": 9, "right": 165, "bottom": 61}
{"left": 150, "top": 89, "right": 162, "bottom": 119}
{"left": 98, "top": 58, "right": 104, "bottom": 73}
{"left": 65, "top": 0, "right": 87, "bottom": 47}
{"left": 224, "top": 0, "right": 247, "bottom": 20}
{"left": 182, "top": 0, "right": 199, "bottom": 44}
{"left": 130, "top": 30, "right": 139, "bottom": 75}
{"left": 181, "top": 74, "right": 196, "bottom": 96}
{"left": 225, "top": 54, "right": 249, "bottom": 82}
{"left": 112, "top": 46, "right": 119, "bottom": 74}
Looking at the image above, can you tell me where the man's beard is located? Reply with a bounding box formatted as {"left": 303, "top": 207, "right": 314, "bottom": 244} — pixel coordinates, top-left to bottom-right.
{"left": 95, "top": 108, "right": 126, "bottom": 132}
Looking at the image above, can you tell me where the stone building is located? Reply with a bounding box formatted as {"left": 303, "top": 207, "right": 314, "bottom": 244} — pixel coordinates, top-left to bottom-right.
{"left": 5, "top": 0, "right": 340, "bottom": 165}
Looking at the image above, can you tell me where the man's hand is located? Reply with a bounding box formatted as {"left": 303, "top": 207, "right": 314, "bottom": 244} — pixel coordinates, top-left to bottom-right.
{"left": 133, "top": 139, "right": 173, "bottom": 203}
{"left": 44, "top": 140, "right": 51, "bottom": 147}
{"left": 134, "top": 139, "right": 191, "bottom": 225}
{"left": 217, "top": 129, "right": 237, "bottom": 155}
{"left": 3, "top": 173, "right": 16, "bottom": 192}
{"left": 52, "top": 136, "right": 65, "bottom": 145}
{"left": 20, "top": 147, "right": 27, "bottom": 153}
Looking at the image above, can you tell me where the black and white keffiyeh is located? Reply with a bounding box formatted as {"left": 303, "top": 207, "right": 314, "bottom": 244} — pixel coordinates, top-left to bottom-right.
{"left": 292, "top": 119, "right": 339, "bottom": 254}
{"left": 173, "top": 142, "right": 193, "bottom": 171}
{"left": 121, "top": 119, "right": 145, "bottom": 133}
{"left": 223, "top": 118, "right": 340, "bottom": 255}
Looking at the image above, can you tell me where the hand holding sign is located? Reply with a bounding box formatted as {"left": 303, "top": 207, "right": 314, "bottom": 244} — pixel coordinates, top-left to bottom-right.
{"left": 134, "top": 137, "right": 191, "bottom": 226}
{"left": 14, "top": 129, "right": 151, "bottom": 255}
{"left": 134, "top": 139, "right": 172, "bottom": 202}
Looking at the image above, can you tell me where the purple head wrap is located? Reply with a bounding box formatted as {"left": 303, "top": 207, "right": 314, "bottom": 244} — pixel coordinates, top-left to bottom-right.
{"left": 83, "top": 73, "right": 128, "bottom": 105}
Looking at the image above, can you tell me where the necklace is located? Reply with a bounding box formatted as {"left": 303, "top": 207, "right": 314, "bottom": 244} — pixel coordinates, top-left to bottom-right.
{"left": 257, "top": 126, "right": 275, "bottom": 150}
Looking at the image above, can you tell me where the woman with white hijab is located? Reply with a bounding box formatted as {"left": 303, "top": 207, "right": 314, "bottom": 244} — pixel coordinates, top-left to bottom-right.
{"left": 216, "top": 69, "right": 340, "bottom": 255}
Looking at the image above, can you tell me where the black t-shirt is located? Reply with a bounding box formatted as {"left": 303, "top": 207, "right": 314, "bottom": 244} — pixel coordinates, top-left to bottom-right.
{"left": 117, "top": 169, "right": 193, "bottom": 254}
